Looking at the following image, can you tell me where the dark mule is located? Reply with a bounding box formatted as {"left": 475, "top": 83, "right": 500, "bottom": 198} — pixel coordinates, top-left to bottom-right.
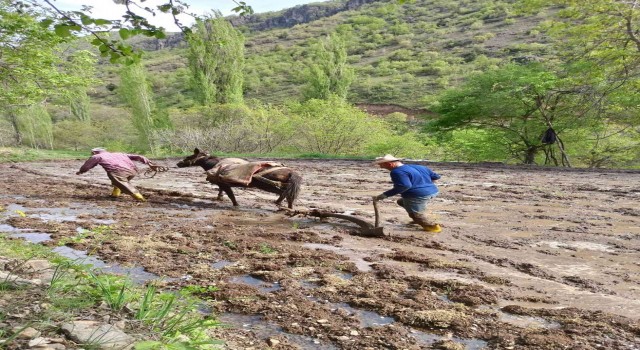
{"left": 177, "top": 148, "right": 302, "bottom": 209}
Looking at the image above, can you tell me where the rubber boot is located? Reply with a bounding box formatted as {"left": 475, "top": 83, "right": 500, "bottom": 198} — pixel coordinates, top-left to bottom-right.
{"left": 132, "top": 193, "right": 146, "bottom": 202}
{"left": 410, "top": 212, "right": 441, "bottom": 233}
{"left": 110, "top": 187, "right": 121, "bottom": 198}
{"left": 422, "top": 224, "right": 442, "bottom": 233}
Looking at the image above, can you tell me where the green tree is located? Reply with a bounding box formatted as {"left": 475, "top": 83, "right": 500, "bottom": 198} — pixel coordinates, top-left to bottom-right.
{"left": 52, "top": 119, "right": 96, "bottom": 151}
{"left": 302, "top": 32, "right": 355, "bottom": 101}
{"left": 429, "top": 64, "right": 578, "bottom": 165}
{"left": 27, "top": 0, "right": 253, "bottom": 64}
{"left": 515, "top": 0, "right": 640, "bottom": 166}
{"left": 186, "top": 15, "right": 245, "bottom": 106}
{"left": 64, "top": 51, "right": 98, "bottom": 122}
{"left": 119, "top": 62, "right": 157, "bottom": 151}
{"left": 518, "top": 0, "right": 640, "bottom": 128}
{"left": 17, "top": 104, "right": 54, "bottom": 149}
{"left": 0, "top": 1, "right": 86, "bottom": 145}
{"left": 286, "top": 96, "right": 384, "bottom": 155}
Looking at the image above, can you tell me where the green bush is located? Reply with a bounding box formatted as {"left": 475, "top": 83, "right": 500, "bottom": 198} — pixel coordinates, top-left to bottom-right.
{"left": 53, "top": 120, "right": 98, "bottom": 151}
{"left": 285, "top": 96, "right": 387, "bottom": 155}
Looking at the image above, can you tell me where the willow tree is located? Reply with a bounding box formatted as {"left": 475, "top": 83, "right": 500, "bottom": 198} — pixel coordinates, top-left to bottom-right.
{"left": 0, "top": 0, "right": 85, "bottom": 146}
{"left": 64, "top": 51, "right": 98, "bottom": 122}
{"left": 17, "top": 104, "right": 54, "bottom": 149}
{"left": 302, "top": 32, "right": 354, "bottom": 101}
{"left": 119, "top": 62, "right": 156, "bottom": 151}
{"left": 186, "top": 15, "right": 245, "bottom": 106}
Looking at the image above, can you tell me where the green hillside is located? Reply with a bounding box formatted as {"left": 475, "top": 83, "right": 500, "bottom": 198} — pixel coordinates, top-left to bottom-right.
{"left": 91, "top": 0, "right": 549, "bottom": 110}
{"left": 4, "top": 0, "right": 638, "bottom": 168}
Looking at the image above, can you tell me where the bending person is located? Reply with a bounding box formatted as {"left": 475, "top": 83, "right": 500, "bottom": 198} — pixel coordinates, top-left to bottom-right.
{"left": 373, "top": 154, "right": 442, "bottom": 233}
{"left": 76, "top": 148, "right": 150, "bottom": 202}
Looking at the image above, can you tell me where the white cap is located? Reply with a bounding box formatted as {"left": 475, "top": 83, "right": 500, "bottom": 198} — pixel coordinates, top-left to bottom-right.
{"left": 91, "top": 147, "right": 106, "bottom": 153}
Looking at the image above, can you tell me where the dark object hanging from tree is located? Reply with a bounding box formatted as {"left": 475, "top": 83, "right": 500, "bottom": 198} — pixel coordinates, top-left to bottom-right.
{"left": 541, "top": 127, "right": 557, "bottom": 144}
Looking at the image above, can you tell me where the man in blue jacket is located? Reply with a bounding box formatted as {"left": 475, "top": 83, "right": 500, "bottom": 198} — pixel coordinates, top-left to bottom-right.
{"left": 373, "top": 154, "right": 442, "bottom": 233}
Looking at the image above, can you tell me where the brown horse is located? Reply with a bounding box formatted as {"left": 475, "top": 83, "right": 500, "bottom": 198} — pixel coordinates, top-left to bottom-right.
{"left": 177, "top": 148, "right": 302, "bottom": 209}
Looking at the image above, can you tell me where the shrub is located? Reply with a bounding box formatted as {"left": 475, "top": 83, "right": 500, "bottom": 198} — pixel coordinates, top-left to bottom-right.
{"left": 285, "top": 96, "right": 387, "bottom": 155}
{"left": 53, "top": 120, "right": 98, "bottom": 151}
{"left": 154, "top": 103, "right": 294, "bottom": 154}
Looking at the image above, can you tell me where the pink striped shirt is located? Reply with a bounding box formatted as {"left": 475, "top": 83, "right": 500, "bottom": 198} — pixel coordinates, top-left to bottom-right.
{"left": 78, "top": 151, "right": 150, "bottom": 175}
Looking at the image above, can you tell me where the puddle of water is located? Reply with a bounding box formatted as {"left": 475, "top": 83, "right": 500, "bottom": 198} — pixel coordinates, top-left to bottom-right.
{"left": 477, "top": 305, "right": 561, "bottom": 329}
{"left": 0, "top": 224, "right": 26, "bottom": 232}
{"left": 170, "top": 203, "right": 197, "bottom": 209}
{"left": 301, "top": 280, "right": 320, "bottom": 289}
{"left": 304, "top": 297, "right": 394, "bottom": 328}
{"left": 52, "top": 246, "right": 160, "bottom": 285}
{"left": 411, "top": 330, "right": 488, "bottom": 349}
{"left": 303, "top": 243, "right": 372, "bottom": 272}
{"left": 498, "top": 312, "right": 561, "bottom": 329}
{"left": 197, "top": 303, "right": 213, "bottom": 315}
{"left": 219, "top": 313, "right": 337, "bottom": 350}
{"left": 4, "top": 203, "right": 27, "bottom": 212}
{"left": 333, "top": 302, "right": 394, "bottom": 327}
{"left": 0, "top": 195, "right": 26, "bottom": 200}
{"left": 0, "top": 221, "right": 52, "bottom": 243}
{"left": 2, "top": 203, "right": 115, "bottom": 224}
{"left": 211, "top": 260, "right": 234, "bottom": 269}
{"left": 33, "top": 212, "right": 78, "bottom": 222}
{"left": 191, "top": 198, "right": 214, "bottom": 204}
{"left": 229, "top": 275, "right": 281, "bottom": 293}
{"left": 11, "top": 232, "right": 52, "bottom": 243}
{"left": 535, "top": 240, "right": 614, "bottom": 252}
{"left": 438, "top": 294, "right": 453, "bottom": 303}
{"left": 336, "top": 271, "right": 354, "bottom": 280}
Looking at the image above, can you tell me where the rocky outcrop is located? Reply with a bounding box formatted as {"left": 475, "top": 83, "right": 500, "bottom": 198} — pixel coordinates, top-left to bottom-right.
{"left": 231, "top": 0, "right": 381, "bottom": 31}
{"left": 132, "top": 0, "right": 382, "bottom": 51}
{"left": 131, "top": 32, "right": 186, "bottom": 51}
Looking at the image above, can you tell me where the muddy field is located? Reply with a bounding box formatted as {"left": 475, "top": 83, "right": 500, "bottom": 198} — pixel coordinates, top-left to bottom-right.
{"left": 1, "top": 158, "right": 639, "bottom": 349}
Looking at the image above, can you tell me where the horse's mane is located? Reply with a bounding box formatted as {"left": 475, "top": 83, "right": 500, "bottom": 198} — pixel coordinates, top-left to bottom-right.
{"left": 199, "top": 155, "right": 221, "bottom": 171}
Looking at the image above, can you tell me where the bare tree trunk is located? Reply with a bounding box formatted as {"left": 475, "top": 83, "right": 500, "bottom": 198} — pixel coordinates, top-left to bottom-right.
{"left": 556, "top": 136, "right": 572, "bottom": 167}
{"left": 524, "top": 146, "right": 538, "bottom": 164}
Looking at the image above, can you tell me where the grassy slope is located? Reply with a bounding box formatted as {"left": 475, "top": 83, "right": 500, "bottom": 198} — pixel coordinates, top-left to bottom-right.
{"left": 89, "top": 0, "right": 549, "bottom": 109}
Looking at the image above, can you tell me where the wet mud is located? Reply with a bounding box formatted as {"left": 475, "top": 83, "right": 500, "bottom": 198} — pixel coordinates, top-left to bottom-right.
{"left": 1, "top": 159, "right": 640, "bottom": 349}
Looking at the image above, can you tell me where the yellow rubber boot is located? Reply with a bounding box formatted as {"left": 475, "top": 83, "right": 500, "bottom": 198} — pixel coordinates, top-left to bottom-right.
{"left": 110, "top": 187, "right": 121, "bottom": 198}
{"left": 132, "top": 193, "right": 146, "bottom": 202}
{"left": 422, "top": 224, "right": 442, "bottom": 233}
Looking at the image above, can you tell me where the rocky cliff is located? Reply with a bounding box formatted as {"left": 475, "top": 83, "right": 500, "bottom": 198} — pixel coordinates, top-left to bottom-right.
{"left": 134, "top": 0, "right": 381, "bottom": 51}
{"left": 230, "top": 0, "right": 380, "bottom": 31}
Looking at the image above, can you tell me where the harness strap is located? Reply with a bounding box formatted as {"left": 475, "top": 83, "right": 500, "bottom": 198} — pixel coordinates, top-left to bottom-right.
{"left": 255, "top": 166, "right": 283, "bottom": 176}
{"left": 252, "top": 175, "right": 284, "bottom": 189}
{"left": 252, "top": 166, "right": 287, "bottom": 189}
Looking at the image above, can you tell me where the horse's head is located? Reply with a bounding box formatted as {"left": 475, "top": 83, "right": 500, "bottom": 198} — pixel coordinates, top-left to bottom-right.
{"left": 177, "top": 148, "right": 210, "bottom": 168}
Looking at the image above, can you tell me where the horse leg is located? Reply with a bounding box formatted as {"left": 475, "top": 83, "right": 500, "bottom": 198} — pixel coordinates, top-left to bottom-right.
{"left": 253, "top": 175, "right": 285, "bottom": 206}
{"left": 219, "top": 184, "right": 238, "bottom": 206}
{"left": 216, "top": 187, "right": 225, "bottom": 201}
{"left": 286, "top": 195, "right": 294, "bottom": 209}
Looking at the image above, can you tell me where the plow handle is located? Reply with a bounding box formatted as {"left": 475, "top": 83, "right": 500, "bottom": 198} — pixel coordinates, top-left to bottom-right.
{"left": 373, "top": 199, "right": 380, "bottom": 228}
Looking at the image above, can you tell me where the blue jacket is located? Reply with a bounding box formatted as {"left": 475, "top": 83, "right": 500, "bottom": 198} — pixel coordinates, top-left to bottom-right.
{"left": 383, "top": 164, "right": 440, "bottom": 198}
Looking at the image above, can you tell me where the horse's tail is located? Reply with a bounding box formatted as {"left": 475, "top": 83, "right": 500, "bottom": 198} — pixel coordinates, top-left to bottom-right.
{"left": 282, "top": 171, "right": 302, "bottom": 207}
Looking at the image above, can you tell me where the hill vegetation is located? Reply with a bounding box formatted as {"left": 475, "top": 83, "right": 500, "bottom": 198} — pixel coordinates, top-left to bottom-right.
{"left": 1, "top": 0, "right": 639, "bottom": 168}
{"left": 96, "top": 0, "right": 548, "bottom": 109}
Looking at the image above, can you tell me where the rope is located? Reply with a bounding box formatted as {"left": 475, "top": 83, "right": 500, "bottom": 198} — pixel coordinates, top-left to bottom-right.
{"left": 143, "top": 163, "right": 169, "bottom": 178}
